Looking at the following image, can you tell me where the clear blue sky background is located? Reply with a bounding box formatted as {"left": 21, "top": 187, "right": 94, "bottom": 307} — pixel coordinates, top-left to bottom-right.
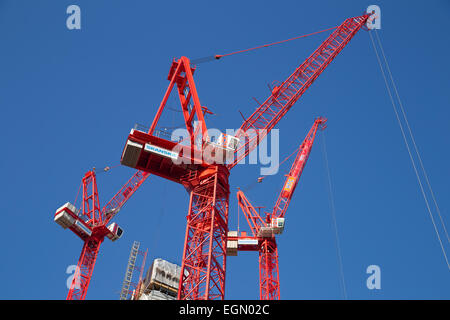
{"left": 0, "top": 0, "right": 449, "bottom": 299}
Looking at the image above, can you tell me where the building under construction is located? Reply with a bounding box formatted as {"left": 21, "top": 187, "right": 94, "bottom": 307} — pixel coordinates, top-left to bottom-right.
{"left": 137, "top": 259, "right": 182, "bottom": 300}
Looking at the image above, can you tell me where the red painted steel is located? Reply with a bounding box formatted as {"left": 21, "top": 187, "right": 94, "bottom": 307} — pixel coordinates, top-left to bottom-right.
{"left": 121, "top": 57, "right": 233, "bottom": 300}
{"left": 237, "top": 189, "right": 265, "bottom": 237}
{"left": 66, "top": 171, "right": 103, "bottom": 300}
{"left": 272, "top": 117, "right": 326, "bottom": 219}
{"left": 178, "top": 166, "right": 230, "bottom": 300}
{"left": 82, "top": 171, "right": 102, "bottom": 226}
{"left": 64, "top": 170, "right": 149, "bottom": 300}
{"left": 149, "top": 57, "right": 208, "bottom": 150}
{"left": 259, "top": 239, "right": 280, "bottom": 300}
{"left": 228, "top": 14, "right": 369, "bottom": 169}
{"left": 233, "top": 117, "right": 326, "bottom": 299}
{"left": 67, "top": 238, "right": 102, "bottom": 300}
{"left": 102, "top": 170, "right": 150, "bottom": 223}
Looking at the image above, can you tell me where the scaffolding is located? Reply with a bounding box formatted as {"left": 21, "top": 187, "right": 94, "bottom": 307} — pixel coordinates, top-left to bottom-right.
{"left": 119, "top": 241, "right": 147, "bottom": 300}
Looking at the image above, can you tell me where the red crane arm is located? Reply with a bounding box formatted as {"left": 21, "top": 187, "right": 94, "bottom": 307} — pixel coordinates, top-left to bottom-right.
{"left": 102, "top": 170, "right": 150, "bottom": 224}
{"left": 272, "top": 117, "right": 326, "bottom": 219}
{"left": 228, "top": 14, "right": 368, "bottom": 169}
{"left": 237, "top": 189, "right": 266, "bottom": 236}
{"left": 235, "top": 117, "right": 326, "bottom": 237}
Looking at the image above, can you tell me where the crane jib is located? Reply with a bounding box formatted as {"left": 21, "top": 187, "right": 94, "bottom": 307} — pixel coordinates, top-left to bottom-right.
{"left": 229, "top": 15, "right": 369, "bottom": 170}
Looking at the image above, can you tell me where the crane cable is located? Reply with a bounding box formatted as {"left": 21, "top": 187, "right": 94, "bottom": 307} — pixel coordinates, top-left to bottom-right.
{"left": 257, "top": 144, "right": 302, "bottom": 183}
{"left": 321, "top": 130, "right": 348, "bottom": 300}
{"left": 98, "top": 163, "right": 121, "bottom": 174}
{"left": 215, "top": 26, "right": 339, "bottom": 60}
{"left": 369, "top": 30, "right": 450, "bottom": 269}
{"left": 191, "top": 25, "right": 339, "bottom": 64}
{"left": 237, "top": 198, "right": 240, "bottom": 234}
{"left": 374, "top": 30, "right": 450, "bottom": 245}
{"left": 74, "top": 180, "right": 82, "bottom": 210}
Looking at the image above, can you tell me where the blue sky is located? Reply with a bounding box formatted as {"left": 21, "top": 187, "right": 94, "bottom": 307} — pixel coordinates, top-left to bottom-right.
{"left": 0, "top": 0, "right": 449, "bottom": 299}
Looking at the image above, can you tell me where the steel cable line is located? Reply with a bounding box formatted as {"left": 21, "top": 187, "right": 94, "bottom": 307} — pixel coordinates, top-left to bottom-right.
{"left": 321, "top": 130, "right": 348, "bottom": 300}
{"left": 191, "top": 25, "right": 339, "bottom": 64}
{"left": 369, "top": 31, "right": 450, "bottom": 269}
{"left": 374, "top": 30, "right": 450, "bottom": 244}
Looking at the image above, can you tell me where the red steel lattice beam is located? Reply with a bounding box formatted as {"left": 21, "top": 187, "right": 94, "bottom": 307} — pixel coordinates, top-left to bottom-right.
{"left": 259, "top": 238, "right": 280, "bottom": 300}
{"left": 228, "top": 15, "right": 368, "bottom": 169}
{"left": 178, "top": 166, "right": 230, "bottom": 300}
{"left": 67, "top": 238, "right": 102, "bottom": 300}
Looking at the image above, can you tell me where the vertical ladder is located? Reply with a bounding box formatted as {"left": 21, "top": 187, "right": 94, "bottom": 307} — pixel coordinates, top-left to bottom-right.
{"left": 120, "top": 241, "right": 140, "bottom": 300}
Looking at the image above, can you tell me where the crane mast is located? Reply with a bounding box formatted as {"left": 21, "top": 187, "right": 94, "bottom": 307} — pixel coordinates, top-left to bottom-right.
{"left": 119, "top": 13, "right": 369, "bottom": 300}
{"left": 228, "top": 117, "right": 326, "bottom": 299}
{"left": 55, "top": 169, "right": 150, "bottom": 300}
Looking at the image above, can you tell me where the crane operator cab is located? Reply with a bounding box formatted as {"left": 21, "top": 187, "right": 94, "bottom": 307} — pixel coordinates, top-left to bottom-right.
{"left": 215, "top": 133, "right": 239, "bottom": 151}
{"left": 270, "top": 217, "right": 285, "bottom": 234}
{"left": 106, "top": 222, "right": 124, "bottom": 242}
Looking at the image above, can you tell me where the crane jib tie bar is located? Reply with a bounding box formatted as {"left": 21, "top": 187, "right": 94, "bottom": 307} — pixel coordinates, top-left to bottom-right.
{"left": 191, "top": 25, "right": 339, "bottom": 64}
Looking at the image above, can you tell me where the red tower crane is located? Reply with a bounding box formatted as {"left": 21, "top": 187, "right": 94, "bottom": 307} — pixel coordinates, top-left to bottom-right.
{"left": 227, "top": 117, "right": 326, "bottom": 300}
{"left": 54, "top": 169, "right": 149, "bottom": 300}
{"left": 120, "top": 14, "right": 369, "bottom": 300}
